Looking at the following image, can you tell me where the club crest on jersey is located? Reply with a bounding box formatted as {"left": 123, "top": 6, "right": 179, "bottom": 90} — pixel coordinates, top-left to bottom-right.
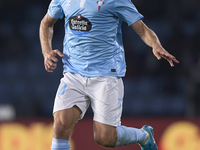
{"left": 96, "top": 0, "right": 105, "bottom": 12}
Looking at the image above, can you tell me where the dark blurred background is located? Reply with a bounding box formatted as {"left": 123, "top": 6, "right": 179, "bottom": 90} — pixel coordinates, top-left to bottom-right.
{"left": 0, "top": 0, "right": 200, "bottom": 119}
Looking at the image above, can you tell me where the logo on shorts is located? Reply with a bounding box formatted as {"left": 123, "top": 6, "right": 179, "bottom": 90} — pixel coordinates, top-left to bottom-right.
{"left": 69, "top": 14, "right": 92, "bottom": 35}
{"left": 96, "top": 0, "right": 105, "bottom": 12}
{"left": 118, "top": 98, "right": 123, "bottom": 109}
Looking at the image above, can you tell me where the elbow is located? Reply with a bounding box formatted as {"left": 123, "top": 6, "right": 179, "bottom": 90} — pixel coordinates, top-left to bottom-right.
{"left": 40, "top": 14, "right": 55, "bottom": 29}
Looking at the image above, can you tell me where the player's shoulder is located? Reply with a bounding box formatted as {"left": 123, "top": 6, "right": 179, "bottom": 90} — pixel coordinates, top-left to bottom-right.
{"left": 114, "top": 0, "right": 134, "bottom": 6}
{"left": 50, "top": 0, "right": 61, "bottom": 4}
{"left": 51, "top": 0, "right": 61, "bottom": 2}
{"left": 114, "top": 0, "right": 133, "bottom": 3}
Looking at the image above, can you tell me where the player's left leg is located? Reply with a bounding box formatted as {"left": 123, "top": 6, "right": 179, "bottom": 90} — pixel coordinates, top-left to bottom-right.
{"left": 88, "top": 76, "right": 158, "bottom": 149}
{"left": 93, "top": 121, "right": 117, "bottom": 147}
{"left": 93, "top": 121, "right": 149, "bottom": 148}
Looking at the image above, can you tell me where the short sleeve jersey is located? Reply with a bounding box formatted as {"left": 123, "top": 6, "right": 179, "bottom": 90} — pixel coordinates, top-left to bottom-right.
{"left": 48, "top": 0, "right": 143, "bottom": 77}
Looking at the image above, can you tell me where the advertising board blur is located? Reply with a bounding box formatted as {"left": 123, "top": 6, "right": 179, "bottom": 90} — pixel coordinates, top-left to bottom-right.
{"left": 0, "top": 117, "right": 199, "bottom": 150}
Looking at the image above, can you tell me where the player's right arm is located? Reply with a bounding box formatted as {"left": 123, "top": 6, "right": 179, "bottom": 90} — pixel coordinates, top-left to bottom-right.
{"left": 39, "top": 14, "right": 64, "bottom": 72}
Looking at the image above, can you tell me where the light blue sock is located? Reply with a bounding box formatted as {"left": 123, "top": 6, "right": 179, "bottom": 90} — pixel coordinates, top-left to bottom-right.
{"left": 51, "top": 138, "right": 70, "bottom": 150}
{"left": 115, "top": 126, "right": 147, "bottom": 147}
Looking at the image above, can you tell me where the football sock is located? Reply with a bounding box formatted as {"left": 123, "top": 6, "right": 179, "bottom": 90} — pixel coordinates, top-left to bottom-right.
{"left": 51, "top": 138, "right": 70, "bottom": 150}
{"left": 115, "top": 126, "right": 149, "bottom": 147}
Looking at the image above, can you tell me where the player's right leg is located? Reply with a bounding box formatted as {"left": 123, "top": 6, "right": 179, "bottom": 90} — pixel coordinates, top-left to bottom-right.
{"left": 51, "top": 106, "right": 82, "bottom": 150}
{"left": 51, "top": 72, "right": 90, "bottom": 150}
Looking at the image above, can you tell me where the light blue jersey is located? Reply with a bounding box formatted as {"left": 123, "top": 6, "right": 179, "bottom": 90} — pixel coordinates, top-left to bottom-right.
{"left": 48, "top": 0, "right": 143, "bottom": 77}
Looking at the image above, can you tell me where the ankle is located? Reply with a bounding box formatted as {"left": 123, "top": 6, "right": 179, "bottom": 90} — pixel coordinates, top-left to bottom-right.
{"left": 140, "top": 130, "right": 149, "bottom": 146}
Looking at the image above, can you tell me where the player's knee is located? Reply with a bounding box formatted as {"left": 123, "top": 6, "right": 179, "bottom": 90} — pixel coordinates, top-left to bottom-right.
{"left": 53, "top": 121, "right": 72, "bottom": 139}
{"left": 94, "top": 132, "right": 116, "bottom": 148}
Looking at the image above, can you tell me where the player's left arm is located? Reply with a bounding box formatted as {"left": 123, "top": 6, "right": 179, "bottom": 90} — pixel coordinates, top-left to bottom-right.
{"left": 131, "top": 19, "right": 179, "bottom": 67}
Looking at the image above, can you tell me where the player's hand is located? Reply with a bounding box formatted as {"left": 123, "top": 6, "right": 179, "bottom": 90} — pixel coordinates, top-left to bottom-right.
{"left": 43, "top": 49, "right": 64, "bottom": 72}
{"left": 152, "top": 44, "right": 179, "bottom": 67}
